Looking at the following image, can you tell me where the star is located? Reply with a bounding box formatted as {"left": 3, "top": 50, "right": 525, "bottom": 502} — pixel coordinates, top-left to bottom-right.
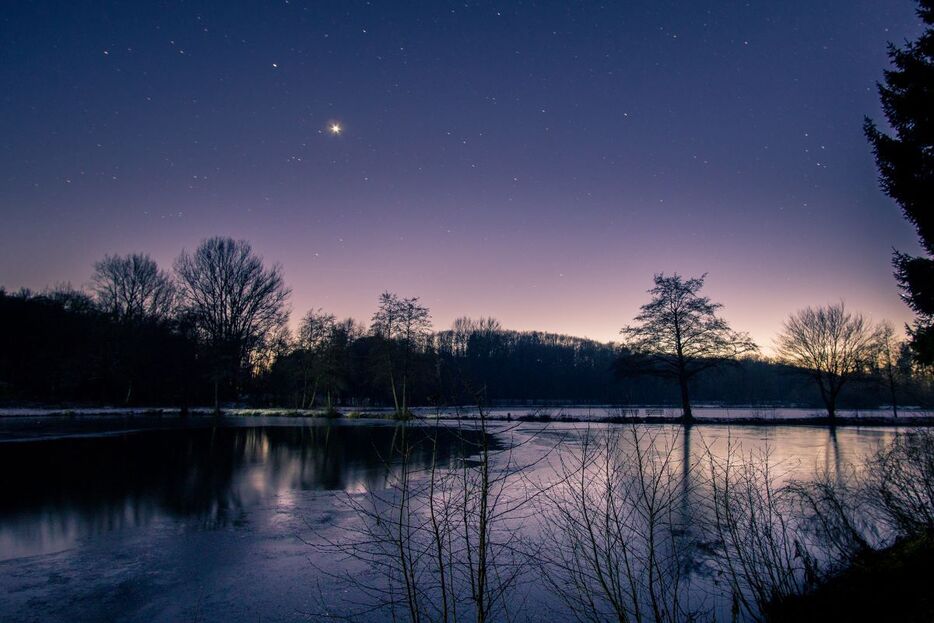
{"left": 329, "top": 122, "right": 342, "bottom": 135}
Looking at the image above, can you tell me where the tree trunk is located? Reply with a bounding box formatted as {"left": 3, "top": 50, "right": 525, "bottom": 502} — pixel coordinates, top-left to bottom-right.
{"left": 817, "top": 377, "right": 836, "bottom": 421}
{"left": 678, "top": 374, "right": 693, "bottom": 423}
{"left": 888, "top": 369, "right": 898, "bottom": 418}
{"left": 389, "top": 368, "right": 400, "bottom": 415}
{"left": 674, "top": 327, "right": 693, "bottom": 424}
{"left": 309, "top": 378, "right": 319, "bottom": 412}
{"left": 401, "top": 375, "right": 407, "bottom": 418}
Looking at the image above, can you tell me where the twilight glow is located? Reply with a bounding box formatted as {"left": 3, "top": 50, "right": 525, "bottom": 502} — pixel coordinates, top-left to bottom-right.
{"left": 0, "top": 1, "right": 925, "bottom": 348}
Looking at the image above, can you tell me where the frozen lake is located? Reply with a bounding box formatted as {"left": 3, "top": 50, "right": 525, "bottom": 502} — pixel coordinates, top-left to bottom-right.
{"left": 0, "top": 415, "right": 908, "bottom": 622}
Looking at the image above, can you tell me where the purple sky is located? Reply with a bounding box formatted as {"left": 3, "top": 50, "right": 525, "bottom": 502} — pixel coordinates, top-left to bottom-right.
{"left": 0, "top": 1, "right": 925, "bottom": 349}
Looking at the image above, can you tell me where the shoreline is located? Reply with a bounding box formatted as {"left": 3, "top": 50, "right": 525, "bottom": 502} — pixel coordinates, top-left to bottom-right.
{"left": 0, "top": 407, "right": 932, "bottom": 428}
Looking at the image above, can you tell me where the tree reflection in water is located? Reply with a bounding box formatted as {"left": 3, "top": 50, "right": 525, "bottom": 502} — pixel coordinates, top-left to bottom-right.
{"left": 0, "top": 422, "right": 486, "bottom": 558}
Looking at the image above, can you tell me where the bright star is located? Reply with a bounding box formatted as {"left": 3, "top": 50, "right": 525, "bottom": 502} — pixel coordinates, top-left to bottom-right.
{"left": 329, "top": 122, "right": 342, "bottom": 135}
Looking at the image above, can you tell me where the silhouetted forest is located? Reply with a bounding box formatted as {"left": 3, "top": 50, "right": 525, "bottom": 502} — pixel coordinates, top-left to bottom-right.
{"left": 0, "top": 287, "right": 205, "bottom": 406}
{"left": 2, "top": 282, "right": 931, "bottom": 410}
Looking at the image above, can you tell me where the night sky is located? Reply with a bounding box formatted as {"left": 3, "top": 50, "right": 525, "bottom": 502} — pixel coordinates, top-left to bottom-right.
{"left": 0, "top": 1, "right": 925, "bottom": 347}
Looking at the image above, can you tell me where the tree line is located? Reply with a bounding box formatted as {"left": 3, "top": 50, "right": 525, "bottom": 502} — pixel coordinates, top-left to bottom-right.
{"left": 1, "top": 237, "right": 932, "bottom": 417}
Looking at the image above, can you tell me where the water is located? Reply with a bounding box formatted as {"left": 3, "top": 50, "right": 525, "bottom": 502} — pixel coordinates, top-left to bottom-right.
{"left": 0, "top": 416, "right": 904, "bottom": 622}
{"left": 0, "top": 417, "right": 487, "bottom": 559}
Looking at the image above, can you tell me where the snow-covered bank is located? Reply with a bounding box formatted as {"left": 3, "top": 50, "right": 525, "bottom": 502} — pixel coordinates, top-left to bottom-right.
{"left": 1, "top": 404, "right": 931, "bottom": 422}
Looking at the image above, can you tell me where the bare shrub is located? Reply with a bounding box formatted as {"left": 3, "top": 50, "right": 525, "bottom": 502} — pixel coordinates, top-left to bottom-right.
{"left": 310, "top": 408, "right": 541, "bottom": 623}
{"left": 309, "top": 423, "right": 934, "bottom": 622}
{"left": 706, "top": 429, "right": 934, "bottom": 621}
{"left": 537, "top": 426, "right": 698, "bottom": 623}
{"left": 864, "top": 429, "right": 934, "bottom": 536}
{"left": 783, "top": 467, "right": 876, "bottom": 568}
{"left": 704, "top": 441, "right": 814, "bottom": 622}
{"left": 785, "top": 429, "right": 934, "bottom": 568}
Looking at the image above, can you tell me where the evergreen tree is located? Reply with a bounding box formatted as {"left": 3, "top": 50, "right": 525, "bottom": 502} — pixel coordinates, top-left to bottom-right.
{"left": 865, "top": 0, "right": 934, "bottom": 364}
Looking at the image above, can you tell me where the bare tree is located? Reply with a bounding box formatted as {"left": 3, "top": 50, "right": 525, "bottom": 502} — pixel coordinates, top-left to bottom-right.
{"left": 298, "top": 309, "right": 337, "bottom": 409}
{"left": 313, "top": 316, "right": 361, "bottom": 413}
{"left": 618, "top": 273, "right": 757, "bottom": 423}
{"left": 174, "top": 237, "right": 291, "bottom": 410}
{"left": 775, "top": 303, "right": 881, "bottom": 420}
{"left": 91, "top": 253, "right": 175, "bottom": 322}
{"left": 90, "top": 253, "right": 177, "bottom": 404}
{"left": 448, "top": 317, "right": 503, "bottom": 358}
{"left": 873, "top": 322, "right": 904, "bottom": 418}
{"left": 252, "top": 324, "right": 294, "bottom": 380}
{"left": 450, "top": 317, "right": 478, "bottom": 357}
{"left": 370, "top": 291, "right": 432, "bottom": 417}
